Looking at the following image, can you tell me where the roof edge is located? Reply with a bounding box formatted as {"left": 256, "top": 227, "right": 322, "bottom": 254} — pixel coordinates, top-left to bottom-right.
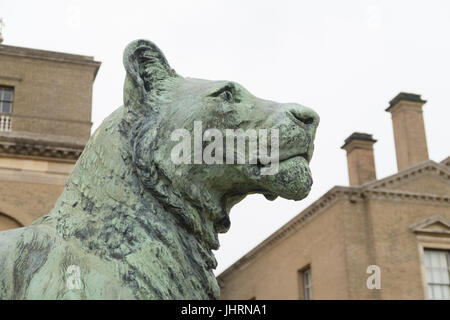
{"left": 441, "top": 156, "right": 450, "bottom": 167}
{"left": 362, "top": 159, "right": 450, "bottom": 190}
{"left": 0, "top": 44, "right": 101, "bottom": 78}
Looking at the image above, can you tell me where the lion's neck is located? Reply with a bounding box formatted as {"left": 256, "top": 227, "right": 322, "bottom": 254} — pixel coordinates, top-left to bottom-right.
{"left": 41, "top": 107, "right": 219, "bottom": 299}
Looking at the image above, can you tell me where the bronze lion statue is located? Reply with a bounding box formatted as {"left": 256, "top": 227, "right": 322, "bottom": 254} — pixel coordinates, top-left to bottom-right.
{"left": 0, "top": 40, "right": 319, "bottom": 299}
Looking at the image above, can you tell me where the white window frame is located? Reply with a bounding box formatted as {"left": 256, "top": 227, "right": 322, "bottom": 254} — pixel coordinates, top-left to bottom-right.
{"left": 302, "top": 267, "right": 313, "bottom": 300}
{"left": 423, "top": 249, "right": 450, "bottom": 300}
{"left": 416, "top": 237, "right": 450, "bottom": 300}
{"left": 0, "top": 86, "right": 14, "bottom": 114}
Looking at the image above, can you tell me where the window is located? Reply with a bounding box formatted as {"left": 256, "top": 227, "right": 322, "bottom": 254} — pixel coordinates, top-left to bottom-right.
{"left": 0, "top": 86, "right": 14, "bottom": 114}
{"left": 299, "top": 266, "right": 313, "bottom": 300}
{"left": 424, "top": 249, "right": 450, "bottom": 300}
{"left": 303, "top": 267, "right": 313, "bottom": 300}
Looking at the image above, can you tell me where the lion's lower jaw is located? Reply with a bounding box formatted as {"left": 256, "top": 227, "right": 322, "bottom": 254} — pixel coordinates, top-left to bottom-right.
{"left": 257, "top": 156, "right": 313, "bottom": 201}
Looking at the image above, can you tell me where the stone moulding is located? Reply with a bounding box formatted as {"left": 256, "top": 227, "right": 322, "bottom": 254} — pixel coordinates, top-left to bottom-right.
{"left": 0, "top": 75, "right": 22, "bottom": 82}
{"left": 0, "top": 135, "right": 84, "bottom": 161}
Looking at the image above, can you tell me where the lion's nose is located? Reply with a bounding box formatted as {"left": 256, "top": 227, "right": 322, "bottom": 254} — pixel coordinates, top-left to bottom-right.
{"left": 286, "top": 104, "right": 320, "bottom": 131}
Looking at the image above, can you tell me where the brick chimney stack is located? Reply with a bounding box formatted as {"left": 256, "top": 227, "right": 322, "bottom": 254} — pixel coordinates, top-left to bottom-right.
{"left": 386, "top": 92, "right": 429, "bottom": 171}
{"left": 341, "top": 132, "right": 377, "bottom": 186}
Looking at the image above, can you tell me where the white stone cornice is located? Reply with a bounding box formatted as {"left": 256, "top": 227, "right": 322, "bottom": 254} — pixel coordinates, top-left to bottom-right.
{"left": 363, "top": 188, "right": 450, "bottom": 205}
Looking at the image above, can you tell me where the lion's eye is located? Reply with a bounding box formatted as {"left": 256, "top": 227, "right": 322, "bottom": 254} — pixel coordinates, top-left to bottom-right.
{"left": 220, "top": 90, "right": 233, "bottom": 103}
{"left": 209, "top": 84, "right": 239, "bottom": 103}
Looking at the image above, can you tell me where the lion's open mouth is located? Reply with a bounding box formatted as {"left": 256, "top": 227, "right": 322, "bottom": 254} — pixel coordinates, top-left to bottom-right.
{"left": 257, "top": 152, "right": 310, "bottom": 168}
{"left": 281, "top": 152, "right": 310, "bottom": 163}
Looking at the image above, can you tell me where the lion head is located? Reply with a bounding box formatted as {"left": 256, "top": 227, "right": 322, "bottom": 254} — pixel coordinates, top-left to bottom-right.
{"left": 120, "top": 39, "right": 319, "bottom": 251}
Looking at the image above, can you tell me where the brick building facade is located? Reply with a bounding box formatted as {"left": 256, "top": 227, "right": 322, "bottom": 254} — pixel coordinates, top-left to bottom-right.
{"left": 218, "top": 93, "right": 450, "bottom": 300}
{"left": 0, "top": 44, "right": 100, "bottom": 230}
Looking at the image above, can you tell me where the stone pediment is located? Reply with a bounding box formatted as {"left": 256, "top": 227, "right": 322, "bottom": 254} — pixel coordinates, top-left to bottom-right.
{"left": 409, "top": 215, "right": 450, "bottom": 235}
{"left": 364, "top": 160, "right": 450, "bottom": 194}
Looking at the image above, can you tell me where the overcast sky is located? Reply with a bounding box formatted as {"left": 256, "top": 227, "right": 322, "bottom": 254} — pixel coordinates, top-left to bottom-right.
{"left": 1, "top": 0, "right": 449, "bottom": 274}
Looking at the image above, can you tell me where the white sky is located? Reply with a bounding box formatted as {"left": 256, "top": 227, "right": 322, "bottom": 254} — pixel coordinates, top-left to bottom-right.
{"left": 1, "top": 0, "right": 449, "bottom": 274}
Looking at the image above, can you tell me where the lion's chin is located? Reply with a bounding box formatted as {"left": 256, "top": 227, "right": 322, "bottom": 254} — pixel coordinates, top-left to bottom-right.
{"left": 258, "top": 156, "right": 313, "bottom": 201}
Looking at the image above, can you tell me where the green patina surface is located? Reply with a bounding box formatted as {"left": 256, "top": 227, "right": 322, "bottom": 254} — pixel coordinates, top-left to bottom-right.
{"left": 0, "top": 40, "right": 319, "bottom": 299}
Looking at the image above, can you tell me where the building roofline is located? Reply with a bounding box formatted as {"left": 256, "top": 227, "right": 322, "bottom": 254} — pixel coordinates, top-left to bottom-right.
{"left": 0, "top": 44, "right": 101, "bottom": 79}
{"left": 362, "top": 159, "right": 450, "bottom": 190}
{"left": 217, "top": 157, "right": 450, "bottom": 280}
{"left": 441, "top": 156, "right": 450, "bottom": 167}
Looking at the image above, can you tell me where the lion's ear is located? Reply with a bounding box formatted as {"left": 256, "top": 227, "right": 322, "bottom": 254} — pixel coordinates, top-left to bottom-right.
{"left": 123, "top": 39, "right": 177, "bottom": 108}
